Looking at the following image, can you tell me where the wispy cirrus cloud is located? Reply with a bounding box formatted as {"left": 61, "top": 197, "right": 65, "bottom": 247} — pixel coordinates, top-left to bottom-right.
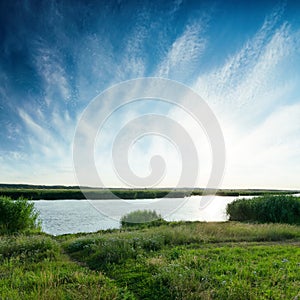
{"left": 194, "top": 4, "right": 298, "bottom": 120}
{"left": 155, "top": 20, "right": 207, "bottom": 81}
{"left": 10, "top": 107, "right": 76, "bottom": 184}
{"left": 188, "top": 5, "right": 300, "bottom": 189}
{"left": 18, "top": 109, "right": 63, "bottom": 158}
{"left": 33, "top": 46, "right": 71, "bottom": 106}
{"left": 114, "top": 11, "right": 150, "bottom": 81}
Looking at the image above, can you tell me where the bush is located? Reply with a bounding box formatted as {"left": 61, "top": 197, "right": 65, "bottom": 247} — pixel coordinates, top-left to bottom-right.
{"left": 0, "top": 196, "right": 41, "bottom": 234}
{"left": 227, "top": 195, "right": 300, "bottom": 224}
{"left": 120, "top": 210, "right": 167, "bottom": 228}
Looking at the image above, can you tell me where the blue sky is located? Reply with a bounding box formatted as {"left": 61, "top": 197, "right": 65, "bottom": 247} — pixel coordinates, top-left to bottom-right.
{"left": 1, "top": 0, "right": 300, "bottom": 189}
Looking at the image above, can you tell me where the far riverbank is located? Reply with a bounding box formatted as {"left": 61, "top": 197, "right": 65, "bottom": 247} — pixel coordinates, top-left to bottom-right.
{"left": 0, "top": 184, "right": 299, "bottom": 200}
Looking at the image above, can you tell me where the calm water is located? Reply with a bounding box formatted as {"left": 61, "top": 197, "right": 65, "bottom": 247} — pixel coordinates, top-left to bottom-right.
{"left": 33, "top": 195, "right": 250, "bottom": 235}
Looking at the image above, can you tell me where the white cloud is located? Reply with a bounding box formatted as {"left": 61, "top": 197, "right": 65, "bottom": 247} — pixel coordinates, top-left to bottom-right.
{"left": 193, "top": 7, "right": 298, "bottom": 123}
{"left": 189, "top": 5, "right": 300, "bottom": 189}
{"left": 155, "top": 21, "right": 206, "bottom": 80}
{"left": 114, "top": 12, "right": 149, "bottom": 81}
{"left": 223, "top": 103, "right": 300, "bottom": 189}
{"left": 15, "top": 108, "right": 76, "bottom": 184}
{"left": 34, "top": 46, "right": 71, "bottom": 104}
{"left": 168, "top": 0, "right": 183, "bottom": 16}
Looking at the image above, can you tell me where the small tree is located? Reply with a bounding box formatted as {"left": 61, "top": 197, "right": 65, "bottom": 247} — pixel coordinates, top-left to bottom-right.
{"left": 120, "top": 209, "right": 166, "bottom": 228}
{"left": 0, "top": 196, "right": 41, "bottom": 234}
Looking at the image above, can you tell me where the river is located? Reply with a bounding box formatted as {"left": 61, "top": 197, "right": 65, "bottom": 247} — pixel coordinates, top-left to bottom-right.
{"left": 33, "top": 195, "right": 255, "bottom": 235}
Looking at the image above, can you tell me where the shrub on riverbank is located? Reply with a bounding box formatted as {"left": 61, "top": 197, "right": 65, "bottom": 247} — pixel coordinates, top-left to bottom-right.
{"left": 0, "top": 196, "right": 41, "bottom": 234}
{"left": 227, "top": 195, "right": 300, "bottom": 224}
{"left": 120, "top": 209, "right": 167, "bottom": 228}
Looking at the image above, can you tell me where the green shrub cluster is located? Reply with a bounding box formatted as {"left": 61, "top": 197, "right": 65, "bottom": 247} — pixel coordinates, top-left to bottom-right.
{"left": 0, "top": 196, "right": 41, "bottom": 234}
{"left": 227, "top": 195, "right": 300, "bottom": 224}
{"left": 120, "top": 210, "right": 167, "bottom": 228}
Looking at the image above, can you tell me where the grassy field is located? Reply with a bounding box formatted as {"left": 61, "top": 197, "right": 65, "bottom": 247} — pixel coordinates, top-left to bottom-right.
{"left": 0, "top": 184, "right": 298, "bottom": 199}
{"left": 0, "top": 234, "right": 133, "bottom": 299}
{"left": 1, "top": 222, "right": 299, "bottom": 299}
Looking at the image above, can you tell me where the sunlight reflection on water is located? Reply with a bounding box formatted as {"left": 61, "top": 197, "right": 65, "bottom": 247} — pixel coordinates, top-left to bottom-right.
{"left": 36, "top": 193, "right": 300, "bottom": 235}
{"left": 33, "top": 195, "right": 252, "bottom": 235}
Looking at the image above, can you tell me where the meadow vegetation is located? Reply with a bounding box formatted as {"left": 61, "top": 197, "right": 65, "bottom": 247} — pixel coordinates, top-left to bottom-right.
{"left": 1, "top": 195, "right": 300, "bottom": 299}
{"left": 1, "top": 222, "right": 299, "bottom": 299}
{"left": 61, "top": 222, "right": 300, "bottom": 299}
{"left": 0, "top": 234, "right": 133, "bottom": 299}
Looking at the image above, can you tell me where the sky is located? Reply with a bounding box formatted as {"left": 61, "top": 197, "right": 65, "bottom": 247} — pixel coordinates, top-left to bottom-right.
{"left": 0, "top": 0, "right": 300, "bottom": 189}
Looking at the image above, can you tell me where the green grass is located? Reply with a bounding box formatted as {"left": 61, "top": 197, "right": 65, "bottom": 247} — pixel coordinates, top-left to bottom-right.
{"left": 107, "top": 244, "right": 300, "bottom": 299}
{"left": 62, "top": 222, "right": 300, "bottom": 266}
{"left": 0, "top": 234, "right": 133, "bottom": 299}
{"left": 62, "top": 222, "right": 300, "bottom": 299}
{"left": 1, "top": 222, "right": 300, "bottom": 299}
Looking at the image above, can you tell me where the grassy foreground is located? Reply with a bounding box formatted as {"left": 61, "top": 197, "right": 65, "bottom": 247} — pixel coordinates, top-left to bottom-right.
{"left": 1, "top": 222, "right": 300, "bottom": 299}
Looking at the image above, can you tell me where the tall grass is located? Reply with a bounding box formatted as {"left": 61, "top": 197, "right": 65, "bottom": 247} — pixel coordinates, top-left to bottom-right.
{"left": 1, "top": 221, "right": 300, "bottom": 299}
{"left": 227, "top": 195, "right": 300, "bottom": 224}
{"left": 63, "top": 222, "right": 300, "bottom": 299}
{"left": 63, "top": 222, "right": 300, "bottom": 271}
{"left": 0, "top": 235, "right": 134, "bottom": 299}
